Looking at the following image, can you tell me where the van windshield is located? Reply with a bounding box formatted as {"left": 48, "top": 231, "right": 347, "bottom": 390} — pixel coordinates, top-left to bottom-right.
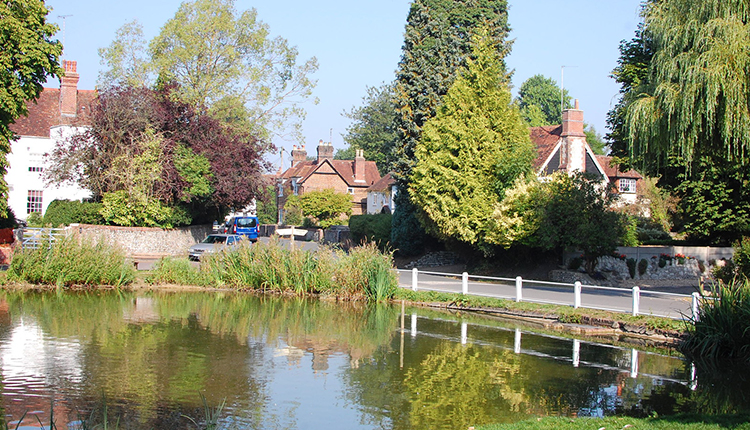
{"left": 236, "top": 218, "right": 257, "bottom": 227}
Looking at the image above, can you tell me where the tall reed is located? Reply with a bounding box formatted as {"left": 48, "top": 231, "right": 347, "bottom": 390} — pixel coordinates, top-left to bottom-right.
{"left": 8, "top": 235, "right": 135, "bottom": 287}
{"left": 681, "top": 280, "right": 750, "bottom": 363}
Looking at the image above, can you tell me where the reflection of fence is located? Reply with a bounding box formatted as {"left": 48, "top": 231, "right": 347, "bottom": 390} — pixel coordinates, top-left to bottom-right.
{"left": 402, "top": 311, "right": 697, "bottom": 389}
{"left": 21, "top": 228, "right": 68, "bottom": 249}
{"left": 400, "top": 268, "right": 702, "bottom": 320}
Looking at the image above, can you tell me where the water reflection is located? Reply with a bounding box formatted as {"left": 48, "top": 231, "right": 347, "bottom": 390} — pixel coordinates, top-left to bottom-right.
{"left": 0, "top": 291, "right": 745, "bottom": 429}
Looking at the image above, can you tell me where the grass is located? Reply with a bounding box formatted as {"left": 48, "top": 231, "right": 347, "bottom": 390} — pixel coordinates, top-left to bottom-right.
{"left": 7, "top": 235, "right": 135, "bottom": 287}
{"left": 476, "top": 414, "right": 750, "bottom": 430}
{"left": 393, "top": 289, "right": 687, "bottom": 333}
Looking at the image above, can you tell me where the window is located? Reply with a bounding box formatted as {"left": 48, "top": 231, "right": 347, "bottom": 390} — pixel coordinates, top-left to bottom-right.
{"left": 619, "top": 178, "right": 636, "bottom": 193}
{"left": 27, "top": 190, "right": 43, "bottom": 214}
{"left": 278, "top": 183, "right": 284, "bottom": 197}
{"left": 291, "top": 178, "right": 299, "bottom": 195}
{"left": 28, "top": 166, "right": 43, "bottom": 173}
{"left": 347, "top": 187, "right": 355, "bottom": 195}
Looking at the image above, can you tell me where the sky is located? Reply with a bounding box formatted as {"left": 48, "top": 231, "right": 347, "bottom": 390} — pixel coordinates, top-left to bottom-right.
{"left": 45, "top": 0, "right": 643, "bottom": 171}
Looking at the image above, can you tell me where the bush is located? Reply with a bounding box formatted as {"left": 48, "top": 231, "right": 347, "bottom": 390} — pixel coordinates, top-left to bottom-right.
{"left": 567, "top": 256, "right": 583, "bottom": 271}
{"left": 626, "top": 258, "right": 637, "bottom": 279}
{"left": 734, "top": 237, "right": 750, "bottom": 281}
{"left": 8, "top": 235, "right": 135, "bottom": 287}
{"left": 349, "top": 213, "right": 392, "bottom": 250}
{"left": 638, "top": 258, "right": 649, "bottom": 276}
{"left": 43, "top": 199, "right": 105, "bottom": 227}
{"left": 0, "top": 206, "right": 18, "bottom": 229}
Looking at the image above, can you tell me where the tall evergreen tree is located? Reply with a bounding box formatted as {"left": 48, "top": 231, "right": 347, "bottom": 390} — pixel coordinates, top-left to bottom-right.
{"left": 390, "top": 0, "right": 510, "bottom": 255}
{"left": 409, "top": 26, "right": 533, "bottom": 254}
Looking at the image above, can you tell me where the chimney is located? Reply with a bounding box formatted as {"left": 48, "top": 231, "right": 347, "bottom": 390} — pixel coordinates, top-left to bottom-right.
{"left": 317, "top": 139, "right": 333, "bottom": 163}
{"left": 60, "top": 60, "right": 79, "bottom": 118}
{"left": 291, "top": 144, "right": 307, "bottom": 167}
{"left": 561, "top": 99, "right": 585, "bottom": 137}
{"left": 354, "top": 149, "right": 366, "bottom": 183}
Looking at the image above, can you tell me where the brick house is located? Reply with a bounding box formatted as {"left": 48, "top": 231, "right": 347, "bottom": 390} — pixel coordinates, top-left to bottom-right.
{"left": 7, "top": 60, "right": 94, "bottom": 220}
{"left": 529, "top": 100, "right": 642, "bottom": 201}
{"left": 276, "top": 140, "right": 381, "bottom": 223}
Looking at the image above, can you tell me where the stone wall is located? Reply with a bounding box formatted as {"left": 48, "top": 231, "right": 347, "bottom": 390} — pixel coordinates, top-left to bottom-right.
{"left": 71, "top": 224, "right": 212, "bottom": 256}
{"left": 595, "top": 255, "right": 705, "bottom": 281}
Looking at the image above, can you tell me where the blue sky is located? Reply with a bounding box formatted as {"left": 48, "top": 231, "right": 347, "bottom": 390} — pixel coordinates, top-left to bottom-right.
{"left": 46, "top": 0, "right": 642, "bottom": 170}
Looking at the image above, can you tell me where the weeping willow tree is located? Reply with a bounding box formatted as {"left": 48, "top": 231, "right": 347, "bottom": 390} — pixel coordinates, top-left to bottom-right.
{"left": 619, "top": 0, "right": 750, "bottom": 243}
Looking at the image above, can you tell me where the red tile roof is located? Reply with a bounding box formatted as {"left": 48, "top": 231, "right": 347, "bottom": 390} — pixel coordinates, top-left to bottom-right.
{"left": 595, "top": 155, "right": 643, "bottom": 180}
{"left": 10, "top": 88, "right": 96, "bottom": 138}
{"left": 281, "top": 158, "right": 381, "bottom": 187}
{"left": 529, "top": 125, "right": 562, "bottom": 170}
{"left": 367, "top": 172, "right": 395, "bottom": 192}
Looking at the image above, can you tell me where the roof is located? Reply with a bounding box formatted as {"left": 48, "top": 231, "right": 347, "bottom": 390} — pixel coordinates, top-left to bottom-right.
{"left": 10, "top": 87, "right": 96, "bottom": 137}
{"left": 529, "top": 125, "right": 562, "bottom": 170}
{"left": 367, "top": 172, "right": 395, "bottom": 192}
{"left": 594, "top": 155, "right": 643, "bottom": 180}
{"left": 281, "top": 158, "right": 381, "bottom": 187}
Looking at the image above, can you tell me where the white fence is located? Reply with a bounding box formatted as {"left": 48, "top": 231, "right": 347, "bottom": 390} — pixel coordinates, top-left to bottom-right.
{"left": 21, "top": 227, "right": 68, "bottom": 249}
{"left": 401, "top": 268, "right": 702, "bottom": 321}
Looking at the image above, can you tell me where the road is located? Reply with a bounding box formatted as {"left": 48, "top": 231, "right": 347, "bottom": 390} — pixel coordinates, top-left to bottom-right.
{"left": 397, "top": 269, "right": 695, "bottom": 320}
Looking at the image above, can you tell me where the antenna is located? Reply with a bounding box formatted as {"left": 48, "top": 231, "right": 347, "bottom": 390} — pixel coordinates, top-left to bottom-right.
{"left": 58, "top": 15, "right": 73, "bottom": 59}
{"left": 329, "top": 128, "right": 333, "bottom": 144}
{"left": 561, "top": 65, "right": 577, "bottom": 119}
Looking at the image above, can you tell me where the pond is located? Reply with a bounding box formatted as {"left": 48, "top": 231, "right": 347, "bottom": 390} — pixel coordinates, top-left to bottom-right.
{"left": 0, "top": 290, "right": 748, "bottom": 429}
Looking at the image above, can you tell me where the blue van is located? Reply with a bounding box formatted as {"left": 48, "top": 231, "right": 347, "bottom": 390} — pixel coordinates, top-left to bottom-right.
{"left": 223, "top": 216, "right": 259, "bottom": 241}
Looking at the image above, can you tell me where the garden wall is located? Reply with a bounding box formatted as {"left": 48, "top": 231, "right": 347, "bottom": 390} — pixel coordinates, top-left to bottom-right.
{"left": 72, "top": 223, "right": 213, "bottom": 257}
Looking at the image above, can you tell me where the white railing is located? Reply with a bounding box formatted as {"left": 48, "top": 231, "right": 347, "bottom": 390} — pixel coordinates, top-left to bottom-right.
{"left": 399, "top": 268, "right": 703, "bottom": 320}
{"left": 21, "top": 227, "right": 68, "bottom": 249}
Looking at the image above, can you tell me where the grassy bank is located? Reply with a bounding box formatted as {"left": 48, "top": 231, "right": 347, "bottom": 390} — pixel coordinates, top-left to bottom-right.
{"left": 477, "top": 414, "right": 750, "bottom": 430}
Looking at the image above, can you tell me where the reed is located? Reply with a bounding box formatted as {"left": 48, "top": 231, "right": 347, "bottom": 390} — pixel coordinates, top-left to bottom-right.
{"left": 8, "top": 235, "right": 135, "bottom": 287}
{"left": 681, "top": 280, "right": 750, "bottom": 363}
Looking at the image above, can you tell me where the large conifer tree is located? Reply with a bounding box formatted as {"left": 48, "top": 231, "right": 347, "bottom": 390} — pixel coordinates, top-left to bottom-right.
{"left": 390, "top": 0, "right": 510, "bottom": 255}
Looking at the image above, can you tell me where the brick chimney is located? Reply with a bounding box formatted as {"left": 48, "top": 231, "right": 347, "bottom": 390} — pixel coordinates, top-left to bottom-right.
{"left": 354, "top": 149, "right": 366, "bottom": 183}
{"left": 60, "top": 60, "right": 79, "bottom": 118}
{"left": 291, "top": 144, "right": 307, "bottom": 167}
{"left": 561, "top": 99, "right": 585, "bottom": 138}
{"left": 317, "top": 139, "right": 333, "bottom": 163}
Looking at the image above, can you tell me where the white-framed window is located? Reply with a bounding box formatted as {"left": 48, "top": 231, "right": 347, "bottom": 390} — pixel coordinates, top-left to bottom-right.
{"left": 278, "top": 183, "right": 284, "bottom": 197}
{"left": 28, "top": 166, "right": 43, "bottom": 173}
{"left": 27, "top": 190, "right": 43, "bottom": 214}
{"left": 291, "top": 178, "right": 299, "bottom": 195}
{"left": 347, "top": 187, "right": 355, "bottom": 195}
{"left": 619, "top": 178, "right": 636, "bottom": 193}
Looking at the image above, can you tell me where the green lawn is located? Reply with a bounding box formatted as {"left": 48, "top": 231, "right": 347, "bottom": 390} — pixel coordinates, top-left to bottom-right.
{"left": 477, "top": 415, "right": 750, "bottom": 430}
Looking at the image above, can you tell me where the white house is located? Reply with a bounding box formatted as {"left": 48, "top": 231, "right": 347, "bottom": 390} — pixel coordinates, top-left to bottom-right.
{"left": 7, "top": 60, "right": 94, "bottom": 220}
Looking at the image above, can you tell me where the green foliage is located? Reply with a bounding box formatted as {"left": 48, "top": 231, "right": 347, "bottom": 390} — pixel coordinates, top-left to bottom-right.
{"left": 8, "top": 235, "right": 135, "bottom": 287}
{"left": 622, "top": 215, "right": 640, "bottom": 247}
{"left": 390, "top": 192, "right": 431, "bottom": 257}
{"left": 340, "top": 83, "right": 397, "bottom": 174}
{"left": 147, "top": 0, "right": 318, "bottom": 140}
{"left": 734, "top": 237, "right": 750, "bottom": 282}
{"left": 583, "top": 124, "right": 607, "bottom": 155}
{"left": 295, "top": 189, "right": 352, "bottom": 228}
{"left": 282, "top": 195, "right": 303, "bottom": 226}
{"left": 409, "top": 26, "right": 533, "bottom": 254}
{"left": 477, "top": 414, "right": 750, "bottom": 430}
{"left": 681, "top": 280, "right": 750, "bottom": 363}
{"left": 349, "top": 213, "right": 392, "bottom": 250}
{"left": 626, "top": 258, "right": 637, "bottom": 279}
{"left": 43, "top": 200, "right": 105, "bottom": 227}
{"left": 172, "top": 144, "right": 212, "bottom": 201}
{"left": 100, "top": 190, "right": 190, "bottom": 228}
{"left": 97, "top": 20, "right": 153, "bottom": 88}
{"left": 517, "top": 74, "right": 571, "bottom": 126}
{"left": 567, "top": 256, "right": 583, "bottom": 271}
{"left": 255, "top": 185, "right": 277, "bottom": 225}
{"left": 638, "top": 258, "right": 649, "bottom": 276}
{"left": 0, "top": 0, "right": 62, "bottom": 214}
{"left": 25, "top": 212, "right": 42, "bottom": 227}
{"left": 0, "top": 206, "right": 17, "bottom": 229}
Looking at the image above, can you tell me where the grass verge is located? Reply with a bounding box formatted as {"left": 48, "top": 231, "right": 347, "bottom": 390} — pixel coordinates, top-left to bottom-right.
{"left": 476, "top": 414, "right": 750, "bottom": 430}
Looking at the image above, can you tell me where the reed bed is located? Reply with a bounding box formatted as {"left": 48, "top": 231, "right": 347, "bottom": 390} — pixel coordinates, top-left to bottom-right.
{"left": 148, "top": 239, "right": 398, "bottom": 302}
{"left": 681, "top": 280, "right": 750, "bottom": 363}
{"left": 8, "top": 235, "right": 135, "bottom": 287}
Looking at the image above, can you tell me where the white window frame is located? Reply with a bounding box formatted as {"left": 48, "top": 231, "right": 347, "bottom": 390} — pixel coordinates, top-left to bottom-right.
{"left": 27, "top": 190, "right": 43, "bottom": 214}
{"left": 619, "top": 178, "right": 636, "bottom": 193}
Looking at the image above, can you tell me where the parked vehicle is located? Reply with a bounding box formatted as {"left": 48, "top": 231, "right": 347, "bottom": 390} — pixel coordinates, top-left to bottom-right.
{"left": 188, "top": 234, "right": 244, "bottom": 261}
{"left": 222, "top": 216, "right": 259, "bottom": 241}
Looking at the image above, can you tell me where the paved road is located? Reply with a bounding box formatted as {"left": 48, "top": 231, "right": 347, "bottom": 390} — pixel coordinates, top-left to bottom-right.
{"left": 398, "top": 269, "right": 695, "bottom": 319}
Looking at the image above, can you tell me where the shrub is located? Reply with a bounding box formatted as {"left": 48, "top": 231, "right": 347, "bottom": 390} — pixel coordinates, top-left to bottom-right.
{"left": 0, "top": 206, "right": 18, "bottom": 229}
{"left": 8, "top": 235, "right": 135, "bottom": 287}
{"left": 734, "top": 237, "right": 750, "bottom": 281}
{"left": 43, "top": 199, "right": 105, "bottom": 227}
{"left": 626, "top": 258, "right": 637, "bottom": 279}
{"left": 349, "top": 213, "right": 392, "bottom": 250}
{"left": 567, "top": 256, "right": 583, "bottom": 271}
{"left": 638, "top": 258, "right": 649, "bottom": 276}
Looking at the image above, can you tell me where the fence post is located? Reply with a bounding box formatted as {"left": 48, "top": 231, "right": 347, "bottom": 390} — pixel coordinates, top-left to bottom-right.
{"left": 691, "top": 292, "right": 700, "bottom": 322}
{"left": 514, "top": 328, "right": 522, "bottom": 354}
{"left": 411, "top": 268, "right": 418, "bottom": 291}
{"left": 461, "top": 322, "right": 468, "bottom": 345}
{"left": 462, "top": 272, "right": 469, "bottom": 295}
{"left": 632, "top": 286, "right": 640, "bottom": 316}
{"left": 515, "top": 276, "right": 523, "bottom": 302}
{"left": 572, "top": 339, "right": 581, "bottom": 367}
{"left": 574, "top": 281, "right": 582, "bottom": 309}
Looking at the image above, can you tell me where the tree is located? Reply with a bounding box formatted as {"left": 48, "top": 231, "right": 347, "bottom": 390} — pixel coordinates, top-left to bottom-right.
{"left": 97, "top": 20, "right": 153, "bottom": 89}
{"left": 339, "top": 83, "right": 397, "bottom": 174}
{"left": 0, "top": 0, "right": 62, "bottom": 214}
{"left": 289, "top": 189, "right": 351, "bottom": 228}
{"left": 516, "top": 74, "right": 571, "bottom": 127}
{"left": 584, "top": 124, "right": 607, "bottom": 155}
{"left": 390, "top": 0, "right": 511, "bottom": 255}
{"left": 148, "top": 0, "right": 318, "bottom": 141}
{"left": 612, "top": 0, "right": 750, "bottom": 243}
{"left": 46, "top": 85, "right": 272, "bottom": 226}
{"left": 410, "top": 26, "right": 533, "bottom": 253}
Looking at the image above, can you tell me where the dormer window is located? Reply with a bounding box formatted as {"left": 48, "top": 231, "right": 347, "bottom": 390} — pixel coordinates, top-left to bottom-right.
{"left": 619, "top": 178, "right": 636, "bottom": 193}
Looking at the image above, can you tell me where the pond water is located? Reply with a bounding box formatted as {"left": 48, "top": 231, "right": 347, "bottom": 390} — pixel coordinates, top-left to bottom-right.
{"left": 0, "top": 290, "right": 748, "bottom": 429}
